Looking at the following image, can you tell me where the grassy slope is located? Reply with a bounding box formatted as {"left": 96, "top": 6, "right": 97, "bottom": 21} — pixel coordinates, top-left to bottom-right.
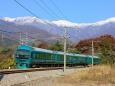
{"left": 50, "top": 65, "right": 115, "bottom": 85}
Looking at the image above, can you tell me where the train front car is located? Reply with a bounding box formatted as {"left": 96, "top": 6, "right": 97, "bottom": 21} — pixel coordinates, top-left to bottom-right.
{"left": 16, "top": 46, "right": 32, "bottom": 69}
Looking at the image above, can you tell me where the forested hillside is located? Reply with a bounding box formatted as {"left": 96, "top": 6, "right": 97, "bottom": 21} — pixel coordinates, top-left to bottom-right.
{"left": 76, "top": 34, "right": 115, "bottom": 65}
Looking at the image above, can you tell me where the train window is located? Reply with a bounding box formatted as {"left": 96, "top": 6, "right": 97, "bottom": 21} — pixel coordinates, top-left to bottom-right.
{"left": 16, "top": 50, "right": 30, "bottom": 58}
{"left": 58, "top": 55, "right": 64, "bottom": 61}
{"left": 67, "top": 56, "right": 72, "bottom": 61}
{"left": 36, "top": 53, "right": 39, "bottom": 58}
{"left": 31, "top": 52, "right": 34, "bottom": 58}
{"left": 77, "top": 57, "right": 86, "bottom": 61}
{"left": 34, "top": 53, "right": 41, "bottom": 59}
{"left": 35, "top": 53, "right": 52, "bottom": 60}
{"left": 31, "top": 52, "right": 37, "bottom": 59}
{"left": 48, "top": 54, "right": 51, "bottom": 59}
{"left": 48, "top": 54, "right": 50, "bottom": 59}
{"left": 67, "top": 56, "right": 70, "bottom": 61}
{"left": 51, "top": 55, "right": 53, "bottom": 59}
{"left": 44, "top": 53, "right": 52, "bottom": 60}
{"left": 39, "top": 53, "right": 43, "bottom": 59}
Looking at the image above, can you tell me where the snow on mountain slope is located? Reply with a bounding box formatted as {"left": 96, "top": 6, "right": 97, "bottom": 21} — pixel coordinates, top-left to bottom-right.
{"left": 2, "top": 16, "right": 115, "bottom": 42}
{"left": 3, "top": 16, "right": 46, "bottom": 24}
{"left": 3, "top": 16, "right": 115, "bottom": 27}
{"left": 0, "top": 19, "right": 64, "bottom": 44}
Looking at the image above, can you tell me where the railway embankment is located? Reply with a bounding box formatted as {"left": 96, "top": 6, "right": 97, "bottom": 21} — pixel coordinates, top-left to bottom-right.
{"left": 0, "top": 67, "right": 88, "bottom": 86}
{"left": 49, "top": 65, "right": 115, "bottom": 86}
{"left": 1, "top": 65, "right": 114, "bottom": 86}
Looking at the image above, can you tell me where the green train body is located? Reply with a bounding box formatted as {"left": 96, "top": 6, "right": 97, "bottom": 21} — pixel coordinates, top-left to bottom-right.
{"left": 16, "top": 45, "right": 101, "bottom": 69}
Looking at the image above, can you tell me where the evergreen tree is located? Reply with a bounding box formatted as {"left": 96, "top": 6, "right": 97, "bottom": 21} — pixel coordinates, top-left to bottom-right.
{"left": 48, "top": 41, "right": 63, "bottom": 51}
{"left": 100, "top": 39, "right": 114, "bottom": 66}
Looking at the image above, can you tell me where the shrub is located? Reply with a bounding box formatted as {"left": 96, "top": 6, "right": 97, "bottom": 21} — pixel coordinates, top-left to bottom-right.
{"left": 0, "top": 48, "right": 12, "bottom": 54}
{"left": 0, "top": 58, "right": 16, "bottom": 69}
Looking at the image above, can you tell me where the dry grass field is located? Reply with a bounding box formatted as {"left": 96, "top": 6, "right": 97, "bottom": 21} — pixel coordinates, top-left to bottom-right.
{"left": 50, "top": 65, "right": 115, "bottom": 86}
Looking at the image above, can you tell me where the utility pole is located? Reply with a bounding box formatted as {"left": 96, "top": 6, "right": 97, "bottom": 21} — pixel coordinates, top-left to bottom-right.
{"left": 64, "top": 26, "right": 67, "bottom": 72}
{"left": 19, "top": 32, "right": 23, "bottom": 45}
{"left": 92, "top": 40, "right": 94, "bottom": 67}
{"left": 19, "top": 32, "right": 21, "bottom": 45}
{"left": 1, "top": 34, "right": 4, "bottom": 47}
{"left": 26, "top": 32, "right": 28, "bottom": 45}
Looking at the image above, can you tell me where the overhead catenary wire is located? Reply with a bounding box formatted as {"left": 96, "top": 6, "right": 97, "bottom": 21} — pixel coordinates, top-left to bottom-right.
{"left": 35, "top": 0, "right": 82, "bottom": 40}
{"left": 1, "top": 15, "right": 62, "bottom": 45}
{"left": 14, "top": 0, "right": 63, "bottom": 32}
{"left": 33, "top": 0, "right": 59, "bottom": 36}
{"left": 40, "top": 0, "right": 61, "bottom": 20}
{"left": 0, "top": 32, "right": 19, "bottom": 44}
{"left": 32, "top": 0, "right": 58, "bottom": 34}
{"left": 74, "top": 26, "right": 92, "bottom": 38}
{"left": 38, "top": 0, "right": 65, "bottom": 37}
{"left": 14, "top": 0, "right": 82, "bottom": 41}
{"left": 0, "top": 29, "right": 55, "bottom": 45}
{"left": 1, "top": 1, "right": 83, "bottom": 41}
{"left": 0, "top": 0, "right": 102, "bottom": 53}
{"left": 48, "top": 0, "right": 92, "bottom": 39}
{"left": 44, "top": 0, "right": 88, "bottom": 40}
{"left": 0, "top": 29, "right": 21, "bottom": 34}
{"left": 33, "top": 0, "right": 58, "bottom": 20}
{"left": 2, "top": 1, "right": 98, "bottom": 70}
{"left": 0, "top": 0, "right": 62, "bottom": 44}
{"left": 49, "top": 0, "right": 69, "bottom": 20}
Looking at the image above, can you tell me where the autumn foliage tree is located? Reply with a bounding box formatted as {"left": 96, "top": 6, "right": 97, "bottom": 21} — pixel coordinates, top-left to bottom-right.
{"left": 37, "top": 42, "right": 49, "bottom": 49}
{"left": 0, "top": 48, "right": 16, "bottom": 69}
{"left": 76, "top": 34, "right": 115, "bottom": 65}
{"left": 76, "top": 35, "right": 115, "bottom": 53}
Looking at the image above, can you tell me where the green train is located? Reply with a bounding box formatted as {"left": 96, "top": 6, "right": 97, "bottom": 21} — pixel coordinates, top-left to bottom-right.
{"left": 16, "top": 45, "right": 101, "bottom": 69}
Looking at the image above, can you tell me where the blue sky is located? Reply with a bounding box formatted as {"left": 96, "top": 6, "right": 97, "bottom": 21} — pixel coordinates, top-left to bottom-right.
{"left": 0, "top": 0, "right": 115, "bottom": 23}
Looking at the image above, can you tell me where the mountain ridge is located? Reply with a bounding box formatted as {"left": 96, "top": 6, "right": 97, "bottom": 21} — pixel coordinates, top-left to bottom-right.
{"left": 0, "top": 19, "right": 63, "bottom": 46}
{"left": 1, "top": 16, "right": 115, "bottom": 42}
{"left": 3, "top": 16, "right": 115, "bottom": 27}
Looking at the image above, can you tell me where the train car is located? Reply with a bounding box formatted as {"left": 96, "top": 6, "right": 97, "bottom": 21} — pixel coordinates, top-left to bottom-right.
{"left": 15, "top": 45, "right": 101, "bottom": 69}
{"left": 16, "top": 46, "right": 33, "bottom": 68}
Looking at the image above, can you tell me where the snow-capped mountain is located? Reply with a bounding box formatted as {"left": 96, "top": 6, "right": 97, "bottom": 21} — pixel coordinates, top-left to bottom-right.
{"left": 2, "top": 16, "right": 115, "bottom": 42}
{"left": 4, "top": 16, "right": 115, "bottom": 27}
{"left": 0, "top": 19, "right": 64, "bottom": 45}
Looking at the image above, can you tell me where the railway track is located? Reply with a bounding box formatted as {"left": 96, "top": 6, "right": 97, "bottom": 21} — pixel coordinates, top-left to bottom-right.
{"left": 0, "top": 66, "right": 87, "bottom": 75}
{"left": 0, "top": 67, "right": 62, "bottom": 74}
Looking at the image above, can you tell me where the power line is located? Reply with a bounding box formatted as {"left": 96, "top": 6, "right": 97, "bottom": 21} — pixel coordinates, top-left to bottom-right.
{"left": 48, "top": 0, "right": 92, "bottom": 40}
{"left": 0, "top": 17, "right": 60, "bottom": 45}
{"left": 38, "top": 0, "right": 65, "bottom": 36}
{"left": 40, "top": 0, "right": 61, "bottom": 19}
{"left": 0, "top": 29, "right": 20, "bottom": 34}
{"left": 49, "top": 0, "right": 69, "bottom": 20}
{"left": 74, "top": 26, "right": 92, "bottom": 38}
{"left": 32, "top": 0, "right": 59, "bottom": 35}
{"left": 40, "top": 0, "right": 82, "bottom": 40}
{"left": 27, "top": 34, "right": 54, "bottom": 45}
{"left": 0, "top": 32, "right": 19, "bottom": 44}
{"left": 33, "top": 0, "right": 58, "bottom": 20}
{"left": 45, "top": 0, "right": 84, "bottom": 40}
{"left": 33, "top": 0, "right": 69, "bottom": 37}
{"left": 14, "top": 0, "right": 81, "bottom": 41}
{"left": 3, "top": 1, "right": 91, "bottom": 43}
{"left": 0, "top": 29, "right": 55, "bottom": 45}
{"left": 14, "top": 0, "right": 63, "bottom": 31}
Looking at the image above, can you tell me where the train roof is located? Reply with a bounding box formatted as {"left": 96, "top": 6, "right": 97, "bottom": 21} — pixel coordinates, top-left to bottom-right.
{"left": 87, "top": 55, "right": 100, "bottom": 58}
{"left": 17, "top": 45, "right": 33, "bottom": 51}
{"left": 32, "top": 47, "right": 54, "bottom": 53}
{"left": 17, "top": 45, "right": 100, "bottom": 58}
